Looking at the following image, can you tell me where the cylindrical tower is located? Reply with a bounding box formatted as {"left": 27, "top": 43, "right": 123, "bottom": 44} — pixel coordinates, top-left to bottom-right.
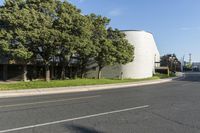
{"left": 121, "top": 30, "right": 160, "bottom": 79}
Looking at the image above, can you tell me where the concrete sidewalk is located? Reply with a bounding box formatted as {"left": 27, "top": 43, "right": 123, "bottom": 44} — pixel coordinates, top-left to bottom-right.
{"left": 0, "top": 77, "right": 180, "bottom": 98}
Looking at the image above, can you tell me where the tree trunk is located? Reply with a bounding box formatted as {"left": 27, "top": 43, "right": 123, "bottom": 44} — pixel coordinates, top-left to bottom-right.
{"left": 80, "top": 65, "right": 85, "bottom": 79}
{"left": 120, "top": 72, "right": 124, "bottom": 80}
{"left": 51, "top": 65, "right": 54, "bottom": 80}
{"left": 61, "top": 65, "right": 66, "bottom": 80}
{"left": 69, "top": 66, "right": 72, "bottom": 79}
{"left": 81, "top": 72, "right": 84, "bottom": 79}
{"left": 45, "top": 65, "right": 50, "bottom": 82}
{"left": 97, "top": 67, "right": 103, "bottom": 79}
{"left": 3, "top": 64, "right": 7, "bottom": 81}
{"left": 23, "top": 64, "right": 28, "bottom": 82}
{"left": 33, "top": 65, "right": 37, "bottom": 79}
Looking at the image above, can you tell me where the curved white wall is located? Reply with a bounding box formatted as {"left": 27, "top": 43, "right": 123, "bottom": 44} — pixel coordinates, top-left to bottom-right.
{"left": 122, "top": 30, "right": 160, "bottom": 79}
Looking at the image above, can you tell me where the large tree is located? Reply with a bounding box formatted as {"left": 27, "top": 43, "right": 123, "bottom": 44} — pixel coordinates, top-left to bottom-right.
{"left": 72, "top": 17, "right": 95, "bottom": 79}
{"left": 25, "top": 0, "right": 62, "bottom": 81}
{"left": 87, "top": 14, "right": 111, "bottom": 79}
{"left": 54, "top": 1, "right": 94, "bottom": 79}
{"left": 160, "top": 54, "right": 181, "bottom": 72}
{"left": 88, "top": 14, "right": 134, "bottom": 79}
{"left": 0, "top": 0, "right": 33, "bottom": 81}
{"left": 0, "top": 0, "right": 95, "bottom": 81}
{"left": 94, "top": 28, "right": 134, "bottom": 79}
{"left": 107, "top": 28, "right": 134, "bottom": 66}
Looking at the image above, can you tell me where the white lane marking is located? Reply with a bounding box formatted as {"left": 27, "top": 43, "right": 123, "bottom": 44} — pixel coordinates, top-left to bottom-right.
{"left": 0, "top": 105, "right": 150, "bottom": 133}
{"left": 0, "top": 95, "right": 101, "bottom": 108}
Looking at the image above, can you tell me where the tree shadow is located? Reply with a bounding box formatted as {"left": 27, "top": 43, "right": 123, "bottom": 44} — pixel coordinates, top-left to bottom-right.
{"left": 65, "top": 124, "right": 104, "bottom": 133}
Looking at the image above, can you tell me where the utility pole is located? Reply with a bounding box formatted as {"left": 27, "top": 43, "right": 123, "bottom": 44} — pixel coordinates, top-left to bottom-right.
{"left": 181, "top": 55, "right": 185, "bottom": 72}
{"left": 189, "top": 53, "right": 192, "bottom": 65}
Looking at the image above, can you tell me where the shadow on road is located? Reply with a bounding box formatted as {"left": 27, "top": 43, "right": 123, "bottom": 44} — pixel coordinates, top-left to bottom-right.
{"left": 65, "top": 124, "right": 104, "bottom": 133}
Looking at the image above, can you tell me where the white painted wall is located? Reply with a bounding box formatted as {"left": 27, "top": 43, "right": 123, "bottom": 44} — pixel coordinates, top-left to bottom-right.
{"left": 121, "top": 31, "right": 148, "bottom": 78}
{"left": 121, "top": 30, "right": 160, "bottom": 79}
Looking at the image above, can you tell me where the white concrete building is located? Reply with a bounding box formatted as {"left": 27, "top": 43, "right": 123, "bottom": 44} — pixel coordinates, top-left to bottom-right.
{"left": 121, "top": 30, "right": 160, "bottom": 79}
{"left": 86, "top": 30, "right": 160, "bottom": 79}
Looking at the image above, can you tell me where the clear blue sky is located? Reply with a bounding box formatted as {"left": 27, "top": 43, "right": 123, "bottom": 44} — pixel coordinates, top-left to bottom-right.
{"left": 1, "top": 0, "right": 200, "bottom": 62}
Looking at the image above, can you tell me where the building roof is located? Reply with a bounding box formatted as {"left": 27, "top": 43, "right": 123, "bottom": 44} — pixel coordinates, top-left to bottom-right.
{"left": 120, "top": 30, "right": 153, "bottom": 34}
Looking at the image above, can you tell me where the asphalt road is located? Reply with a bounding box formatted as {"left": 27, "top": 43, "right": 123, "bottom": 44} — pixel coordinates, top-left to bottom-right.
{"left": 0, "top": 72, "right": 200, "bottom": 133}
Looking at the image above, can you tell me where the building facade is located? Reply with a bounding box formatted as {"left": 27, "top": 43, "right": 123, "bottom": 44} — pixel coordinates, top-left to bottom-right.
{"left": 87, "top": 30, "right": 160, "bottom": 79}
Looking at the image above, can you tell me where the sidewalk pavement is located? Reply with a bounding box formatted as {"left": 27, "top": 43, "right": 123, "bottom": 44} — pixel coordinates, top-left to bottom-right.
{"left": 0, "top": 77, "right": 181, "bottom": 99}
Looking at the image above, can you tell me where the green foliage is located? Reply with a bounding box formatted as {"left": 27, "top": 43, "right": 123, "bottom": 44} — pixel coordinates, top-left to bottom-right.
{"left": 0, "top": 0, "right": 33, "bottom": 63}
{"left": 0, "top": 0, "right": 135, "bottom": 81}
{"left": 86, "top": 14, "right": 111, "bottom": 78}
{"left": 88, "top": 14, "right": 134, "bottom": 78}
{"left": 160, "top": 54, "right": 181, "bottom": 72}
{"left": 107, "top": 28, "right": 134, "bottom": 65}
{"left": 185, "top": 63, "right": 192, "bottom": 69}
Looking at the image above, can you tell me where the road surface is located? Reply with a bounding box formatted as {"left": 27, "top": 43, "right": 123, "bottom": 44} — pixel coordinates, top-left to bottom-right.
{"left": 0, "top": 72, "right": 200, "bottom": 133}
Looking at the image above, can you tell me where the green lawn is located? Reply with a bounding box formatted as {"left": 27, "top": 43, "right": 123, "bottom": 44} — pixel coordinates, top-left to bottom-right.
{"left": 0, "top": 74, "right": 173, "bottom": 90}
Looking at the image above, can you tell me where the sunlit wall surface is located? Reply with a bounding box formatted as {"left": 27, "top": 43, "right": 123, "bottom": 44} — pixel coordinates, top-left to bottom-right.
{"left": 121, "top": 30, "right": 160, "bottom": 79}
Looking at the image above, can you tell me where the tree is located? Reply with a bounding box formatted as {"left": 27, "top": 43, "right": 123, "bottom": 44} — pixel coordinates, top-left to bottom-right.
{"left": 0, "top": 0, "right": 66, "bottom": 81}
{"left": 88, "top": 14, "right": 134, "bottom": 79}
{"left": 160, "top": 54, "right": 181, "bottom": 72}
{"left": 87, "top": 14, "right": 110, "bottom": 79}
{"left": 96, "top": 28, "right": 134, "bottom": 79}
{"left": 24, "top": 0, "right": 62, "bottom": 81}
{"left": 72, "top": 16, "right": 95, "bottom": 79}
{"left": 107, "top": 28, "right": 134, "bottom": 65}
{"left": 54, "top": 1, "right": 94, "bottom": 79}
{"left": 0, "top": 0, "right": 98, "bottom": 81}
{"left": 0, "top": 0, "right": 33, "bottom": 81}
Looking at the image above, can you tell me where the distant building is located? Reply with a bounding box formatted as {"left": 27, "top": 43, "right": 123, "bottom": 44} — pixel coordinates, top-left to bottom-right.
{"left": 192, "top": 62, "right": 200, "bottom": 71}
{"left": 86, "top": 30, "right": 160, "bottom": 79}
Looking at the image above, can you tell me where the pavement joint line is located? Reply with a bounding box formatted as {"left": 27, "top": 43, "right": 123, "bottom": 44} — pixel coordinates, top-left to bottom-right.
{"left": 0, "top": 95, "right": 101, "bottom": 108}
{"left": 0, "top": 105, "right": 150, "bottom": 133}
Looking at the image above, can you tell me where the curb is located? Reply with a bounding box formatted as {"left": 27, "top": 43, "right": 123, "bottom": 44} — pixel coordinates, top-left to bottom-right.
{"left": 0, "top": 77, "right": 179, "bottom": 98}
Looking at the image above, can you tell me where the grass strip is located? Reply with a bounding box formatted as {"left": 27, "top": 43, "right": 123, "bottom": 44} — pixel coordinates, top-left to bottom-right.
{"left": 0, "top": 74, "right": 173, "bottom": 90}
